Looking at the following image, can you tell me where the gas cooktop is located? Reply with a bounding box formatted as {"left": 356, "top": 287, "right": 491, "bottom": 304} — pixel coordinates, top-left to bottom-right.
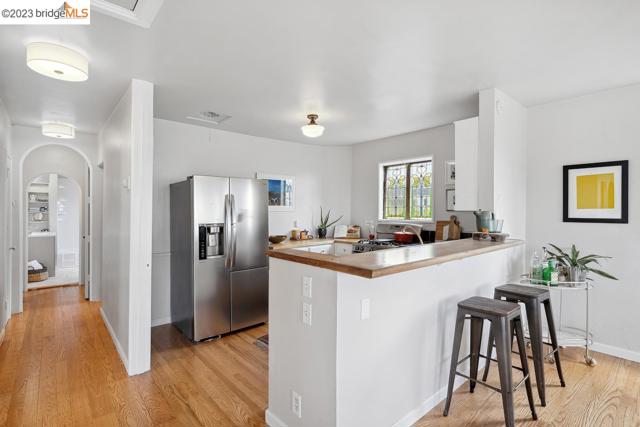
{"left": 353, "top": 239, "right": 413, "bottom": 253}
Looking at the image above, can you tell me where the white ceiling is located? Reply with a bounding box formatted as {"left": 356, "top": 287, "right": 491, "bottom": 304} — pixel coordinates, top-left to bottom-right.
{"left": 1, "top": 0, "right": 639, "bottom": 145}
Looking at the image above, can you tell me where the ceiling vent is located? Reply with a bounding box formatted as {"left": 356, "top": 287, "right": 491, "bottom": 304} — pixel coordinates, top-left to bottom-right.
{"left": 186, "top": 111, "right": 231, "bottom": 125}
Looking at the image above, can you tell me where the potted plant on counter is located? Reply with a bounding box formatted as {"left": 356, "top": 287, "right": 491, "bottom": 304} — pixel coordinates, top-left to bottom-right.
{"left": 547, "top": 243, "right": 618, "bottom": 283}
{"left": 317, "top": 207, "right": 343, "bottom": 239}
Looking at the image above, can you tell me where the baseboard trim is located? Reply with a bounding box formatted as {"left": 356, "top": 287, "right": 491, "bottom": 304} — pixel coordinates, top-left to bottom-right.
{"left": 0, "top": 326, "right": 5, "bottom": 349}
{"left": 265, "top": 409, "right": 288, "bottom": 427}
{"left": 391, "top": 375, "right": 466, "bottom": 427}
{"left": 392, "top": 359, "right": 486, "bottom": 427}
{"left": 100, "top": 307, "right": 129, "bottom": 372}
{"left": 151, "top": 316, "right": 172, "bottom": 327}
{"left": 592, "top": 342, "right": 640, "bottom": 364}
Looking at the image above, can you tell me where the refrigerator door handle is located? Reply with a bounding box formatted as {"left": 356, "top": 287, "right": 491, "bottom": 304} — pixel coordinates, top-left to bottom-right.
{"left": 229, "top": 194, "right": 238, "bottom": 268}
{"left": 224, "top": 194, "right": 232, "bottom": 269}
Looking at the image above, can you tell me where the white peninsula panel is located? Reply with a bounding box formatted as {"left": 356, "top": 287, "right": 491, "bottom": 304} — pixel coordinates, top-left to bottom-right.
{"left": 267, "top": 241, "right": 524, "bottom": 427}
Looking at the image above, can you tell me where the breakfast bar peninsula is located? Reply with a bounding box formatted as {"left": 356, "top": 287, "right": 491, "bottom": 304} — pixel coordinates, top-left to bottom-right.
{"left": 265, "top": 238, "right": 524, "bottom": 427}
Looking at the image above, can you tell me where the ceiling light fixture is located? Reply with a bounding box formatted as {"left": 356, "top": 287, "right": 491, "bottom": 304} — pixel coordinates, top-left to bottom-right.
{"left": 26, "top": 42, "right": 89, "bottom": 82}
{"left": 42, "top": 122, "right": 75, "bottom": 139}
{"left": 301, "top": 114, "right": 325, "bottom": 138}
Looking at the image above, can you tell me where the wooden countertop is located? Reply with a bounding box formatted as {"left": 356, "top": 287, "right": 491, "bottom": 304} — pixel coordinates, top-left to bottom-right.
{"left": 267, "top": 239, "right": 524, "bottom": 279}
{"left": 268, "top": 237, "right": 361, "bottom": 250}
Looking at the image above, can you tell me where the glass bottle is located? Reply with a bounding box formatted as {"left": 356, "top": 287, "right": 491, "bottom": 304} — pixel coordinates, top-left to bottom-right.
{"left": 530, "top": 250, "right": 543, "bottom": 282}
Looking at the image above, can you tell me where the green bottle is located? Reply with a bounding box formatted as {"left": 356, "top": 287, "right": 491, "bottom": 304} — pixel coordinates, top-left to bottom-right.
{"left": 542, "top": 259, "right": 559, "bottom": 286}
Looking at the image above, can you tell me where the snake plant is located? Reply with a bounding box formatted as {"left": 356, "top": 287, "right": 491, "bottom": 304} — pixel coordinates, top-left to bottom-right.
{"left": 547, "top": 243, "right": 618, "bottom": 281}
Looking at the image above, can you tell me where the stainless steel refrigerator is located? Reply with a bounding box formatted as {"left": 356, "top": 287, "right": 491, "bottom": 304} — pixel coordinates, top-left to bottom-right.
{"left": 170, "top": 175, "right": 269, "bottom": 341}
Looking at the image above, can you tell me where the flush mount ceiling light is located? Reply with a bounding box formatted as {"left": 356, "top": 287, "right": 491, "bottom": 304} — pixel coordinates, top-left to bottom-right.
{"left": 42, "top": 122, "right": 75, "bottom": 139}
{"left": 26, "top": 42, "right": 88, "bottom": 82}
{"left": 301, "top": 114, "right": 325, "bottom": 138}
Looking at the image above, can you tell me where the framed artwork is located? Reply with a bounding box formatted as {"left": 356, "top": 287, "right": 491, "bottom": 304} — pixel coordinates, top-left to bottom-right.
{"left": 446, "top": 189, "right": 455, "bottom": 211}
{"left": 445, "top": 161, "right": 455, "bottom": 185}
{"left": 563, "top": 160, "right": 628, "bottom": 223}
{"left": 256, "top": 173, "right": 295, "bottom": 210}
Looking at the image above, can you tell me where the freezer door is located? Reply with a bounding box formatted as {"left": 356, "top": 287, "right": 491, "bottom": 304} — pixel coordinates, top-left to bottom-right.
{"left": 192, "top": 176, "right": 231, "bottom": 339}
{"left": 193, "top": 255, "right": 230, "bottom": 339}
{"left": 228, "top": 178, "right": 269, "bottom": 271}
{"left": 230, "top": 267, "right": 269, "bottom": 330}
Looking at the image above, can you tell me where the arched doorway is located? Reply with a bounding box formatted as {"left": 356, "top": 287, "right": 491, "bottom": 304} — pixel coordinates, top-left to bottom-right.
{"left": 18, "top": 144, "right": 94, "bottom": 306}
{"left": 26, "top": 174, "right": 82, "bottom": 289}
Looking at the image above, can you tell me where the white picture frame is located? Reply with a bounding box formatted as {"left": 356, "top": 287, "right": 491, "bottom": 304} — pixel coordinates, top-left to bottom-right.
{"left": 256, "top": 173, "right": 295, "bottom": 211}
{"left": 445, "top": 160, "right": 455, "bottom": 186}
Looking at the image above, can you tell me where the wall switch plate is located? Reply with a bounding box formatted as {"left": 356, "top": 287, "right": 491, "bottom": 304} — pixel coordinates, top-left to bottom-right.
{"left": 302, "top": 276, "right": 312, "bottom": 298}
{"left": 361, "top": 298, "right": 370, "bottom": 320}
{"left": 291, "top": 390, "right": 302, "bottom": 418}
{"left": 302, "top": 302, "right": 312, "bottom": 325}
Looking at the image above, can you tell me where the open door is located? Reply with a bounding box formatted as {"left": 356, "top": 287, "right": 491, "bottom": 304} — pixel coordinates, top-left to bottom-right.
{"left": 84, "top": 166, "right": 91, "bottom": 300}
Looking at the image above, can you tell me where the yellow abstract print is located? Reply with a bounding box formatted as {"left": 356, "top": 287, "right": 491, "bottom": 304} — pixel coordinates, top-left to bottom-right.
{"left": 576, "top": 173, "right": 615, "bottom": 209}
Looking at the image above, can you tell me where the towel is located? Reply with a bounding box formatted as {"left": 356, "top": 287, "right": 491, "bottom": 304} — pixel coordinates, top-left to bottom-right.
{"left": 28, "top": 260, "right": 44, "bottom": 271}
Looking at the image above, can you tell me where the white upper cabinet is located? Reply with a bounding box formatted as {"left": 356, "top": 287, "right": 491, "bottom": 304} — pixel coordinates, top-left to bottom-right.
{"left": 454, "top": 116, "right": 479, "bottom": 211}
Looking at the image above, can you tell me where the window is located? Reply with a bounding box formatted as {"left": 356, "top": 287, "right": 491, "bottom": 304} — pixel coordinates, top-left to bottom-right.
{"left": 381, "top": 159, "right": 433, "bottom": 221}
{"left": 256, "top": 173, "right": 295, "bottom": 210}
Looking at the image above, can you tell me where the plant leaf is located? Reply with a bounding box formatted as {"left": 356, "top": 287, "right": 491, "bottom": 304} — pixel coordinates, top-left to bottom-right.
{"left": 325, "top": 215, "right": 344, "bottom": 229}
{"left": 586, "top": 267, "right": 618, "bottom": 280}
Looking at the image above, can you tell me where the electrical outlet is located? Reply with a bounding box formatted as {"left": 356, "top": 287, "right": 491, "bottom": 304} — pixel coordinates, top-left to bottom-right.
{"left": 302, "top": 302, "right": 312, "bottom": 325}
{"left": 361, "top": 298, "right": 370, "bottom": 320}
{"left": 291, "top": 391, "right": 302, "bottom": 418}
{"left": 302, "top": 276, "right": 312, "bottom": 298}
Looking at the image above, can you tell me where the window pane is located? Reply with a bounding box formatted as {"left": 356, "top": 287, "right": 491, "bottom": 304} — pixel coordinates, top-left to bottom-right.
{"left": 384, "top": 165, "right": 406, "bottom": 218}
{"left": 409, "top": 162, "right": 432, "bottom": 220}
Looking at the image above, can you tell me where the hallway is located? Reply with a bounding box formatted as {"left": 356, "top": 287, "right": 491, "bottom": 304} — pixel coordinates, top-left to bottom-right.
{"left": 0, "top": 286, "right": 269, "bottom": 426}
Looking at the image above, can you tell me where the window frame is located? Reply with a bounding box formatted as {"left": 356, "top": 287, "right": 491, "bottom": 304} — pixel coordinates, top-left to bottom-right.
{"left": 256, "top": 173, "right": 295, "bottom": 211}
{"left": 378, "top": 156, "right": 434, "bottom": 223}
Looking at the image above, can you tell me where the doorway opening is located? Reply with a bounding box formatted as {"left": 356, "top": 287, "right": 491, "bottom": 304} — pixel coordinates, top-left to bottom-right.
{"left": 26, "top": 174, "right": 82, "bottom": 289}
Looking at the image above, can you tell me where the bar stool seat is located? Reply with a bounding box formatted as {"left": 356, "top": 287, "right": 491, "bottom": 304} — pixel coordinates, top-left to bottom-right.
{"left": 443, "top": 296, "right": 537, "bottom": 427}
{"left": 483, "top": 284, "right": 566, "bottom": 407}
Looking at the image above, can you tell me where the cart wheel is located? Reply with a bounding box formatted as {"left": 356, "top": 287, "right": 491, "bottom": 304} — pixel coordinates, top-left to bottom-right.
{"left": 545, "top": 355, "right": 555, "bottom": 364}
{"left": 585, "top": 355, "right": 598, "bottom": 367}
{"left": 526, "top": 341, "right": 532, "bottom": 348}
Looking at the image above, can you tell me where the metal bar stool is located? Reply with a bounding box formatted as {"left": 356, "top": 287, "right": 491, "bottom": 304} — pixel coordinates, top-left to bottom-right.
{"left": 482, "top": 284, "right": 566, "bottom": 407}
{"left": 443, "top": 296, "right": 537, "bottom": 427}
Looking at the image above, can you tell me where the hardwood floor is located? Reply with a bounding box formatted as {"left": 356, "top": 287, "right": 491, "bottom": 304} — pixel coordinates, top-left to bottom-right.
{"left": 417, "top": 349, "right": 640, "bottom": 427}
{"left": 0, "top": 285, "right": 638, "bottom": 427}
{"left": 0, "top": 286, "right": 268, "bottom": 427}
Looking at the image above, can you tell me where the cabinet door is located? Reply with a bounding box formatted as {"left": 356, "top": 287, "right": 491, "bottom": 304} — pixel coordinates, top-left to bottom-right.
{"left": 454, "top": 117, "right": 479, "bottom": 211}
{"left": 307, "top": 244, "right": 333, "bottom": 254}
{"left": 334, "top": 243, "right": 352, "bottom": 256}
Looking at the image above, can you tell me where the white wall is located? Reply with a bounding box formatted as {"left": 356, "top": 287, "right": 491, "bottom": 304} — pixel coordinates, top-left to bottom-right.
{"left": 478, "top": 88, "right": 528, "bottom": 239}
{"left": 151, "top": 118, "right": 352, "bottom": 326}
{"left": 9, "top": 125, "right": 102, "bottom": 314}
{"left": 99, "top": 79, "right": 154, "bottom": 375}
{"left": 527, "top": 84, "right": 640, "bottom": 361}
{"left": 351, "top": 124, "right": 476, "bottom": 233}
{"left": 0, "top": 98, "right": 12, "bottom": 332}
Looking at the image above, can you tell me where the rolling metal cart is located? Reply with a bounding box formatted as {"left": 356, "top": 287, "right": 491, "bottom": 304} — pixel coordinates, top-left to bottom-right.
{"left": 520, "top": 275, "right": 597, "bottom": 367}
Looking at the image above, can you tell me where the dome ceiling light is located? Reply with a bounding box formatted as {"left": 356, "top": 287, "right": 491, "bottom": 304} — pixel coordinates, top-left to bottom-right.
{"left": 42, "top": 122, "right": 75, "bottom": 139}
{"left": 26, "top": 42, "right": 88, "bottom": 82}
{"left": 301, "top": 114, "right": 325, "bottom": 138}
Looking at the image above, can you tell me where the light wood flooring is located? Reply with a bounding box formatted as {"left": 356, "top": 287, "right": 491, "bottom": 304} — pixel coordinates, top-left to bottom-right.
{"left": 0, "top": 285, "right": 638, "bottom": 426}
